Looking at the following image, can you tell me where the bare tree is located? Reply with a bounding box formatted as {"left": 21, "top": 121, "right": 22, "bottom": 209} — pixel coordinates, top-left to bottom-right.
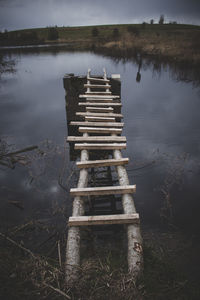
{"left": 159, "top": 14, "right": 165, "bottom": 25}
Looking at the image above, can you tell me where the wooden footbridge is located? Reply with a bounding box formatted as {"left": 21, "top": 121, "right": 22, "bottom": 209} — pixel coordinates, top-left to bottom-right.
{"left": 64, "top": 69, "right": 143, "bottom": 284}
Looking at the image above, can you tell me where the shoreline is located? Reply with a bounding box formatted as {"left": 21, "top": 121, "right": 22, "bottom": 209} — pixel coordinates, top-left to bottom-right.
{"left": 0, "top": 23, "right": 199, "bottom": 66}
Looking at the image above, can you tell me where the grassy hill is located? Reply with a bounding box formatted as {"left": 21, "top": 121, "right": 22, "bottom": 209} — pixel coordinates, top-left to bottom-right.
{"left": 0, "top": 23, "right": 200, "bottom": 65}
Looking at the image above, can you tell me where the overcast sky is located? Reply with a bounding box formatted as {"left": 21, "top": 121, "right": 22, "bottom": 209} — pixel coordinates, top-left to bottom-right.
{"left": 0, "top": 0, "right": 199, "bottom": 31}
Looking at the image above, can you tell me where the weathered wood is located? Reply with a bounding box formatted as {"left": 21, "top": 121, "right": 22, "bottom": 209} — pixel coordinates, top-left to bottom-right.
{"left": 76, "top": 112, "right": 123, "bottom": 118}
{"left": 70, "top": 184, "right": 136, "bottom": 196}
{"left": 84, "top": 84, "right": 111, "bottom": 89}
{"left": 67, "top": 136, "right": 126, "bottom": 142}
{"left": 70, "top": 121, "right": 124, "bottom": 127}
{"left": 68, "top": 214, "right": 139, "bottom": 226}
{"left": 85, "top": 99, "right": 115, "bottom": 103}
{"left": 85, "top": 91, "right": 111, "bottom": 95}
{"left": 84, "top": 116, "right": 115, "bottom": 122}
{"left": 74, "top": 143, "right": 126, "bottom": 150}
{"left": 76, "top": 158, "right": 129, "bottom": 168}
{"left": 79, "top": 127, "right": 122, "bottom": 134}
{"left": 113, "top": 145, "right": 143, "bottom": 276}
{"left": 86, "top": 107, "right": 113, "bottom": 112}
{"left": 79, "top": 94, "right": 120, "bottom": 99}
{"left": 65, "top": 133, "right": 89, "bottom": 285}
{"left": 88, "top": 77, "right": 110, "bottom": 83}
{"left": 79, "top": 102, "right": 122, "bottom": 107}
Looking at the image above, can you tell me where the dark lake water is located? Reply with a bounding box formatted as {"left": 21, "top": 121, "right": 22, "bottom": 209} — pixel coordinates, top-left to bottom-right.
{"left": 0, "top": 50, "right": 200, "bottom": 239}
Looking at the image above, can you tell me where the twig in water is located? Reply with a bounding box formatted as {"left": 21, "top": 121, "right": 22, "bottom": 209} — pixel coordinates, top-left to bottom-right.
{"left": 3, "top": 145, "right": 38, "bottom": 157}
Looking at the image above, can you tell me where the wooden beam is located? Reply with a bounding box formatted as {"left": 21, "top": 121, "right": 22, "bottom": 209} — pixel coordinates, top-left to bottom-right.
{"left": 88, "top": 77, "right": 110, "bottom": 83}
{"left": 79, "top": 94, "right": 120, "bottom": 99}
{"left": 68, "top": 213, "right": 139, "bottom": 226}
{"left": 78, "top": 127, "right": 122, "bottom": 134}
{"left": 76, "top": 158, "right": 129, "bottom": 168}
{"left": 76, "top": 112, "right": 123, "bottom": 118}
{"left": 70, "top": 121, "right": 124, "bottom": 127}
{"left": 70, "top": 185, "right": 136, "bottom": 196}
{"left": 79, "top": 102, "right": 122, "bottom": 107}
{"left": 85, "top": 91, "right": 112, "bottom": 95}
{"left": 85, "top": 99, "right": 115, "bottom": 103}
{"left": 84, "top": 84, "right": 111, "bottom": 89}
{"left": 67, "top": 136, "right": 126, "bottom": 142}
{"left": 74, "top": 143, "right": 126, "bottom": 150}
{"left": 84, "top": 116, "right": 115, "bottom": 122}
{"left": 86, "top": 107, "right": 113, "bottom": 112}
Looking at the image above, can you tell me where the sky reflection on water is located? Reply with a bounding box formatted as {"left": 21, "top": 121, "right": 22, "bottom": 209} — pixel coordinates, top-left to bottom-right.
{"left": 0, "top": 50, "right": 200, "bottom": 233}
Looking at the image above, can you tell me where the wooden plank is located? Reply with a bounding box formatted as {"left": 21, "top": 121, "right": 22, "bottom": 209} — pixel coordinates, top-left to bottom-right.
{"left": 70, "top": 121, "right": 124, "bottom": 127}
{"left": 85, "top": 99, "right": 114, "bottom": 103}
{"left": 85, "top": 91, "right": 112, "bottom": 95}
{"left": 68, "top": 213, "right": 139, "bottom": 226}
{"left": 79, "top": 127, "right": 122, "bottom": 134}
{"left": 88, "top": 77, "right": 110, "bottom": 83}
{"left": 76, "top": 158, "right": 129, "bottom": 168}
{"left": 86, "top": 107, "right": 113, "bottom": 112}
{"left": 84, "top": 116, "right": 115, "bottom": 122}
{"left": 70, "top": 185, "right": 136, "bottom": 196}
{"left": 84, "top": 84, "right": 111, "bottom": 89}
{"left": 74, "top": 143, "right": 126, "bottom": 150}
{"left": 67, "top": 136, "right": 126, "bottom": 142}
{"left": 79, "top": 102, "right": 122, "bottom": 107}
{"left": 79, "top": 94, "right": 120, "bottom": 99}
{"left": 76, "top": 112, "right": 123, "bottom": 118}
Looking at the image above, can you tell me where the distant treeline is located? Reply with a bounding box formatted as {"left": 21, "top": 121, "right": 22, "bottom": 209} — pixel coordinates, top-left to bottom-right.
{"left": 0, "top": 26, "right": 59, "bottom": 46}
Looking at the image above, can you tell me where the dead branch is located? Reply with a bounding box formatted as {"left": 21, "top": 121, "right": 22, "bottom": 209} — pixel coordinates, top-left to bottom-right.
{"left": 43, "top": 283, "right": 71, "bottom": 299}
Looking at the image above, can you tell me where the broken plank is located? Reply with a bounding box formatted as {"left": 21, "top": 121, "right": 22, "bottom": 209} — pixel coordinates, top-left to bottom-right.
{"left": 79, "top": 102, "right": 122, "bottom": 107}
{"left": 78, "top": 127, "right": 122, "bottom": 134}
{"left": 76, "top": 112, "right": 123, "bottom": 118}
{"left": 67, "top": 136, "right": 126, "bottom": 142}
{"left": 68, "top": 214, "right": 139, "bottom": 226}
{"left": 70, "top": 121, "right": 124, "bottom": 127}
{"left": 76, "top": 158, "right": 129, "bottom": 168}
{"left": 84, "top": 116, "right": 115, "bottom": 122}
{"left": 70, "top": 185, "right": 136, "bottom": 197}
{"left": 74, "top": 143, "right": 126, "bottom": 150}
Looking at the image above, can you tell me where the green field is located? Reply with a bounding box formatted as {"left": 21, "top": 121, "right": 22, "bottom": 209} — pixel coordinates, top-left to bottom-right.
{"left": 1, "top": 23, "right": 200, "bottom": 65}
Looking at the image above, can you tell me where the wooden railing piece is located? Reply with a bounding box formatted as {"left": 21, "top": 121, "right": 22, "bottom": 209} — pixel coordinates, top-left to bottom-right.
{"left": 84, "top": 84, "right": 111, "bottom": 89}
{"left": 86, "top": 107, "right": 113, "bottom": 112}
{"left": 70, "top": 185, "right": 136, "bottom": 196}
{"left": 68, "top": 213, "right": 139, "bottom": 226}
{"left": 79, "top": 94, "right": 120, "bottom": 99}
{"left": 67, "top": 136, "right": 126, "bottom": 142}
{"left": 79, "top": 102, "right": 122, "bottom": 107}
{"left": 78, "top": 127, "right": 122, "bottom": 134}
{"left": 76, "top": 112, "right": 123, "bottom": 118}
{"left": 70, "top": 121, "right": 124, "bottom": 127}
{"left": 74, "top": 143, "right": 126, "bottom": 150}
{"left": 76, "top": 158, "right": 129, "bottom": 168}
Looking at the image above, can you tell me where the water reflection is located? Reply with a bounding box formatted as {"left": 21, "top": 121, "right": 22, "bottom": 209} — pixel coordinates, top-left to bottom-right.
{"left": 136, "top": 57, "right": 142, "bottom": 83}
{"left": 0, "top": 49, "right": 200, "bottom": 235}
